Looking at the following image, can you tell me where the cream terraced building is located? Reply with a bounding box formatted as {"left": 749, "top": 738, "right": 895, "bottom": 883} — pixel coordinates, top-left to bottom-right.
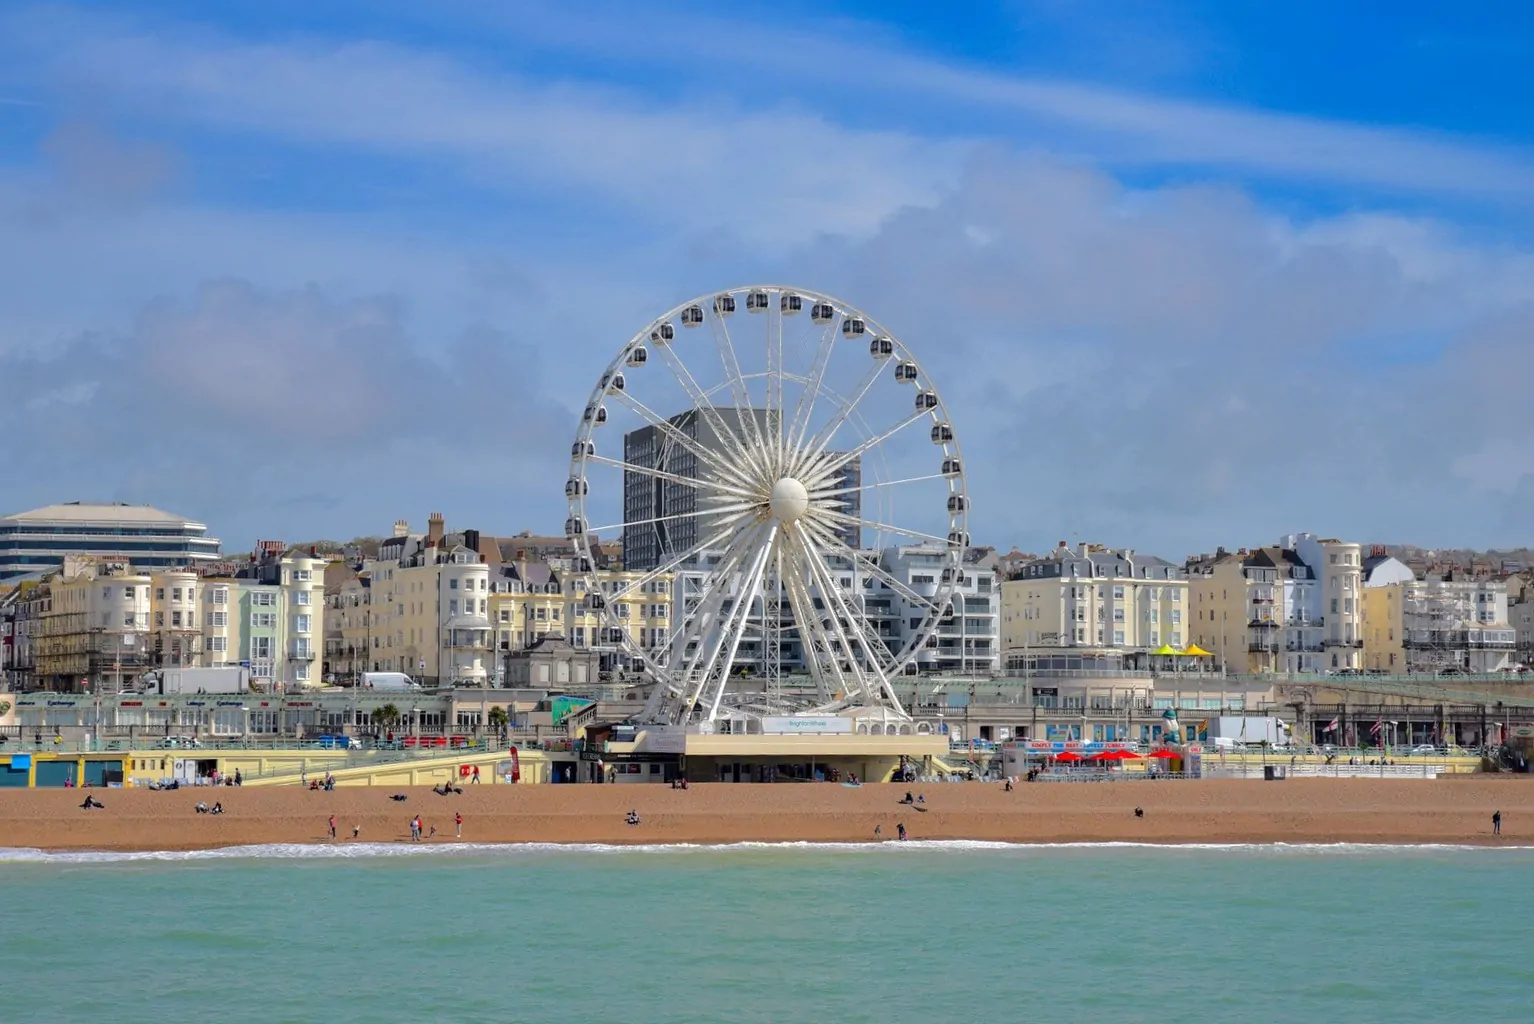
{"left": 1362, "top": 554, "right": 1516, "bottom": 674}
{"left": 1001, "top": 543, "right": 1188, "bottom": 664}
{"left": 1189, "top": 533, "right": 1362, "bottom": 674}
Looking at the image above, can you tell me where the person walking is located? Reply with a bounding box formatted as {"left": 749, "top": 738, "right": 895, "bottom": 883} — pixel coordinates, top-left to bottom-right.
{"left": 471, "top": 765, "right": 481, "bottom": 785}
{"left": 455, "top": 811, "right": 463, "bottom": 838}
{"left": 328, "top": 814, "right": 337, "bottom": 840}
{"left": 1493, "top": 810, "right": 1502, "bottom": 837}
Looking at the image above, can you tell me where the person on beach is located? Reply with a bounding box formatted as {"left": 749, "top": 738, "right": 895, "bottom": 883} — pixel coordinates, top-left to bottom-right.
{"left": 896, "top": 823, "right": 907, "bottom": 841}
{"left": 329, "top": 815, "right": 337, "bottom": 840}
{"left": 626, "top": 809, "right": 641, "bottom": 826}
{"left": 352, "top": 825, "right": 361, "bottom": 839}
{"left": 455, "top": 811, "right": 463, "bottom": 838}
{"left": 234, "top": 768, "right": 242, "bottom": 786}
{"left": 211, "top": 802, "right": 223, "bottom": 815}
{"left": 1493, "top": 810, "right": 1502, "bottom": 836}
{"left": 1004, "top": 778, "right": 1013, "bottom": 792}
{"left": 472, "top": 766, "right": 481, "bottom": 784}
{"left": 874, "top": 825, "right": 882, "bottom": 838}
{"left": 80, "top": 796, "right": 103, "bottom": 809}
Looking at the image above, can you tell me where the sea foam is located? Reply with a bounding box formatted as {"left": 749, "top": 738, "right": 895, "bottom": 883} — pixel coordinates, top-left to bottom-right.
{"left": 0, "top": 839, "right": 1527, "bottom": 863}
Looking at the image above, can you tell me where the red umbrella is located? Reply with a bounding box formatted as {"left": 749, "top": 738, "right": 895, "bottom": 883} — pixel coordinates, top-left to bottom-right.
{"left": 1089, "top": 749, "right": 1137, "bottom": 761}
{"left": 1052, "top": 750, "right": 1085, "bottom": 762}
{"left": 1149, "top": 748, "right": 1180, "bottom": 759}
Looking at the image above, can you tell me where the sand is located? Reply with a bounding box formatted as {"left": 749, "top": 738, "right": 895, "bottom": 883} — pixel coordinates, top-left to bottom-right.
{"left": 1, "top": 778, "right": 1531, "bottom": 852}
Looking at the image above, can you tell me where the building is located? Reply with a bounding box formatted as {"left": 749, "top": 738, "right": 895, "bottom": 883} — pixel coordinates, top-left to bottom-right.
{"left": 1001, "top": 543, "right": 1187, "bottom": 667}
{"left": 504, "top": 632, "right": 600, "bottom": 687}
{"left": 1362, "top": 553, "right": 1516, "bottom": 673}
{"left": 878, "top": 545, "right": 999, "bottom": 674}
{"left": 33, "top": 556, "right": 152, "bottom": 692}
{"left": 0, "top": 502, "right": 221, "bottom": 580}
{"left": 1188, "top": 534, "right": 1361, "bottom": 673}
{"left": 226, "top": 541, "right": 331, "bottom": 690}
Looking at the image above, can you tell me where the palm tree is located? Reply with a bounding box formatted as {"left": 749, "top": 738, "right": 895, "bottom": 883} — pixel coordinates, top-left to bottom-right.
{"left": 487, "top": 705, "right": 509, "bottom": 739}
{"left": 371, "top": 703, "right": 401, "bottom": 733}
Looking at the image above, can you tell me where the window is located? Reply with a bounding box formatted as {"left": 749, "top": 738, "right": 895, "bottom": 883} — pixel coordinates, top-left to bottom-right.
{"left": 1113, "top": 629, "right": 1125, "bottom": 645}
{"left": 252, "top": 592, "right": 276, "bottom": 607}
{"left": 293, "top": 570, "right": 313, "bottom": 582}
{"left": 155, "top": 612, "right": 165, "bottom": 627}
{"left": 449, "top": 599, "right": 459, "bottom": 615}
{"left": 450, "top": 578, "right": 459, "bottom": 589}
{"left": 499, "top": 610, "right": 510, "bottom": 623}
{"left": 296, "top": 664, "right": 310, "bottom": 682}
{"left": 294, "top": 614, "right": 311, "bottom": 634}
{"left": 1112, "top": 609, "right": 1125, "bottom": 622}
{"left": 479, "top": 599, "right": 487, "bottom": 614}
{"left": 1331, "top": 598, "right": 1339, "bottom": 614}
{"left": 252, "top": 613, "right": 276, "bottom": 628}
{"left": 206, "top": 636, "right": 228, "bottom": 654}
{"left": 124, "top": 586, "right": 136, "bottom": 599}
{"left": 294, "top": 638, "right": 311, "bottom": 657}
{"left": 156, "top": 588, "right": 165, "bottom": 601}
{"left": 172, "top": 588, "right": 182, "bottom": 601}
{"left": 1112, "top": 586, "right": 1125, "bottom": 599}
{"left": 535, "top": 608, "right": 546, "bottom": 620}
{"left": 123, "top": 612, "right": 137, "bottom": 627}
{"left": 211, "top": 588, "right": 228, "bottom": 606}
{"left": 205, "top": 611, "right": 228, "bottom": 628}
{"left": 102, "top": 587, "right": 111, "bottom": 600}
{"left": 171, "top": 611, "right": 182, "bottom": 627}
{"left": 294, "top": 590, "right": 311, "bottom": 606}
{"left": 1170, "top": 610, "right": 1181, "bottom": 624}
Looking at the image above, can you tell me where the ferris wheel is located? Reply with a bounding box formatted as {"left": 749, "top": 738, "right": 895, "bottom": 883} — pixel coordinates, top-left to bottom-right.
{"left": 565, "top": 285, "right": 968, "bottom": 726}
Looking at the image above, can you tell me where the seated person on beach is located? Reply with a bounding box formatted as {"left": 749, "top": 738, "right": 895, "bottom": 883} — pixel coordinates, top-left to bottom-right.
{"left": 211, "top": 803, "right": 223, "bottom": 815}
{"left": 80, "top": 796, "right": 103, "bottom": 809}
{"left": 390, "top": 793, "right": 408, "bottom": 802}
{"left": 902, "top": 791, "right": 914, "bottom": 804}
{"left": 196, "top": 802, "right": 209, "bottom": 814}
{"left": 625, "top": 810, "right": 640, "bottom": 825}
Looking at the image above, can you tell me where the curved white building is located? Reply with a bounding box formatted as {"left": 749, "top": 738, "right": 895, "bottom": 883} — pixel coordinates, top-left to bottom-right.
{"left": 0, "top": 502, "right": 221, "bottom": 580}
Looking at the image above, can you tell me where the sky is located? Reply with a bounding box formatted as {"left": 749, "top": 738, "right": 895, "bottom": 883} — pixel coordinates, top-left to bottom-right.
{"left": 1, "top": 0, "right": 1531, "bottom": 559}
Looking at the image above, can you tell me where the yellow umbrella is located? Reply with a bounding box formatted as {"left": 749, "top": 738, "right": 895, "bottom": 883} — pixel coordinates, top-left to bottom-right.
{"left": 1182, "top": 644, "right": 1213, "bottom": 657}
{"left": 1151, "top": 644, "right": 1179, "bottom": 656}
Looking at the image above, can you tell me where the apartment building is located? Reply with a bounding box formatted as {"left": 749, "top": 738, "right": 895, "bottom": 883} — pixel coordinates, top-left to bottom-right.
{"left": 33, "top": 556, "right": 152, "bottom": 692}
{"left": 1, "top": 502, "right": 221, "bottom": 580}
{"left": 877, "top": 545, "right": 999, "bottom": 674}
{"left": 1188, "top": 534, "right": 1361, "bottom": 673}
{"left": 490, "top": 558, "right": 674, "bottom": 674}
{"left": 1001, "top": 543, "right": 1187, "bottom": 664}
{"left": 1363, "top": 553, "right": 1516, "bottom": 673}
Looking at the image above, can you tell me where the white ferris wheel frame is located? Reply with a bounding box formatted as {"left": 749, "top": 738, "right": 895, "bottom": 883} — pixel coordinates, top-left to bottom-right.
{"left": 565, "top": 285, "right": 970, "bottom": 726}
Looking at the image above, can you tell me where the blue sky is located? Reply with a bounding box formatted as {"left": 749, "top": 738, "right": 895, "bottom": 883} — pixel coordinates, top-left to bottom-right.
{"left": 1, "top": 1, "right": 1531, "bottom": 558}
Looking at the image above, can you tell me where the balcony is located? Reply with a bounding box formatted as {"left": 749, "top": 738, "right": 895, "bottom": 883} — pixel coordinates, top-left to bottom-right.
{"left": 1248, "top": 642, "right": 1279, "bottom": 653}
{"left": 288, "top": 651, "right": 316, "bottom": 662}
{"left": 1323, "top": 638, "right": 1363, "bottom": 648}
{"left": 1248, "top": 619, "right": 1279, "bottom": 629}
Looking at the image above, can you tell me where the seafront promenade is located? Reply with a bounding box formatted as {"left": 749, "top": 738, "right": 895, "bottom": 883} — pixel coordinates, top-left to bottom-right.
{"left": 1, "top": 778, "right": 1529, "bottom": 852}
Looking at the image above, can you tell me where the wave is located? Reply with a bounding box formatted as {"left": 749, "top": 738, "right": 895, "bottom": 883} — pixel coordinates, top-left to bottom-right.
{"left": 0, "top": 839, "right": 1530, "bottom": 863}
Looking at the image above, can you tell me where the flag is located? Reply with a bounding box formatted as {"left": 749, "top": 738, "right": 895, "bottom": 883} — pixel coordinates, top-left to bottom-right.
{"left": 1326, "top": 717, "right": 1339, "bottom": 732}
{"left": 1370, "top": 719, "right": 1383, "bottom": 737}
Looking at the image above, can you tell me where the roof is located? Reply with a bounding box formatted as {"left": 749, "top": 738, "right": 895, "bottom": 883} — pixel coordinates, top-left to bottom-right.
{"left": 2, "top": 502, "right": 207, "bottom": 529}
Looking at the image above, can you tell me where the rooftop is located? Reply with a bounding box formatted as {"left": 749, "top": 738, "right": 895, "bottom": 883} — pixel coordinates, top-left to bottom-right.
{"left": 2, "top": 502, "right": 208, "bottom": 529}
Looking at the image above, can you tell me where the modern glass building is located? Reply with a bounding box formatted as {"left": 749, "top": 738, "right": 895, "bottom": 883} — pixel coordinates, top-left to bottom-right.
{"left": 0, "top": 502, "right": 223, "bottom": 579}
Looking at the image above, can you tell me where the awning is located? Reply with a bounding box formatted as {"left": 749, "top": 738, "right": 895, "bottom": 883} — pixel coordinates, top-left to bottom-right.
{"left": 1150, "top": 644, "right": 1180, "bottom": 656}
{"left": 1182, "top": 644, "right": 1213, "bottom": 657}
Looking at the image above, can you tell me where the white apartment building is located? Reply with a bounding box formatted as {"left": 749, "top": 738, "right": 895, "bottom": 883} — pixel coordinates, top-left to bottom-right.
{"left": 34, "top": 556, "right": 152, "bottom": 691}
{"left": 873, "top": 546, "right": 999, "bottom": 674}
{"left": 1001, "top": 543, "right": 1187, "bottom": 665}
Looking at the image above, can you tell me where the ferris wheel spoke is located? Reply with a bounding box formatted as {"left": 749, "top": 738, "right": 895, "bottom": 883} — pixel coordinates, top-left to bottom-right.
{"left": 797, "top": 358, "right": 885, "bottom": 470}
{"left": 796, "top": 518, "right": 944, "bottom": 614}
{"left": 785, "top": 311, "right": 841, "bottom": 456}
{"left": 695, "top": 525, "right": 778, "bottom": 722}
{"left": 607, "top": 511, "right": 760, "bottom": 608}
{"left": 653, "top": 342, "right": 771, "bottom": 482}
{"left": 669, "top": 524, "right": 766, "bottom": 701}
{"left": 639, "top": 524, "right": 762, "bottom": 721}
{"left": 585, "top": 454, "right": 757, "bottom": 501}
{"left": 797, "top": 410, "right": 929, "bottom": 489}
{"left": 708, "top": 308, "right": 769, "bottom": 460}
{"left": 607, "top": 389, "right": 742, "bottom": 481}
{"left": 778, "top": 531, "right": 844, "bottom": 700}
{"left": 586, "top": 503, "right": 762, "bottom": 537}
{"left": 807, "top": 472, "right": 951, "bottom": 499}
{"left": 810, "top": 508, "right": 958, "bottom": 549}
{"left": 792, "top": 523, "right": 889, "bottom": 703}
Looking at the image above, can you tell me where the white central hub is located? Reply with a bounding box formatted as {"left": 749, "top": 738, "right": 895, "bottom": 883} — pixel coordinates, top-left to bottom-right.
{"left": 769, "top": 477, "right": 810, "bottom": 522}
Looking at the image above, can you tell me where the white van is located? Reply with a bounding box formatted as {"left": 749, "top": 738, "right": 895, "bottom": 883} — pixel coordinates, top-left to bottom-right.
{"left": 362, "top": 672, "right": 422, "bottom": 691}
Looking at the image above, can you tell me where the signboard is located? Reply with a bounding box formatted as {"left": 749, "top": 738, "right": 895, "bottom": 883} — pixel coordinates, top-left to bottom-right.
{"left": 761, "top": 716, "right": 854, "bottom": 735}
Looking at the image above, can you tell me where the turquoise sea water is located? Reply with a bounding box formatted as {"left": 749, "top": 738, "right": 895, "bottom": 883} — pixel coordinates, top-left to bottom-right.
{"left": 2, "top": 842, "right": 1531, "bottom": 1024}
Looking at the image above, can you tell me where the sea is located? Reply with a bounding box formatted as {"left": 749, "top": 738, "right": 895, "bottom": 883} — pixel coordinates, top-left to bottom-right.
{"left": 1, "top": 841, "right": 1530, "bottom": 1024}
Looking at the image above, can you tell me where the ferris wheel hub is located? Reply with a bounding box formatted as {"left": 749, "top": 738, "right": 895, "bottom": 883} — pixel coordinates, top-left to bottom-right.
{"left": 768, "top": 477, "right": 810, "bottom": 522}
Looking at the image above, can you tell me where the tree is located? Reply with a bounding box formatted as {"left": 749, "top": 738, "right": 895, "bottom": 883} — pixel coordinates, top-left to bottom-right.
{"left": 487, "top": 705, "right": 510, "bottom": 737}
{"left": 371, "top": 703, "right": 401, "bottom": 732}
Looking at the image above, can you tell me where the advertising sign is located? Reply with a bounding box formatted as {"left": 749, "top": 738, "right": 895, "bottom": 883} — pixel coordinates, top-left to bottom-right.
{"left": 761, "top": 716, "right": 854, "bottom": 735}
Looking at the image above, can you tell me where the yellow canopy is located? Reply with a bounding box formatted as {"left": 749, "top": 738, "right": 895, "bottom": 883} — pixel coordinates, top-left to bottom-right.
{"left": 1182, "top": 644, "right": 1213, "bottom": 657}
{"left": 1150, "top": 644, "right": 1180, "bottom": 656}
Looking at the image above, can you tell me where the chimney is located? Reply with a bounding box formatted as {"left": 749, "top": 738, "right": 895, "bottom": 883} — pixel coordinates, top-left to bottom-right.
{"left": 394, "top": 520, "right": 410, "bottom": 538}
{"left": 309, "top": 545, "right": 318, "bottom": 558}
{"left": 427, "top": 512, "right": 445, "bottom": 546}
{"left": 464, "top": 529, "right": 480, "bottom": 554}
